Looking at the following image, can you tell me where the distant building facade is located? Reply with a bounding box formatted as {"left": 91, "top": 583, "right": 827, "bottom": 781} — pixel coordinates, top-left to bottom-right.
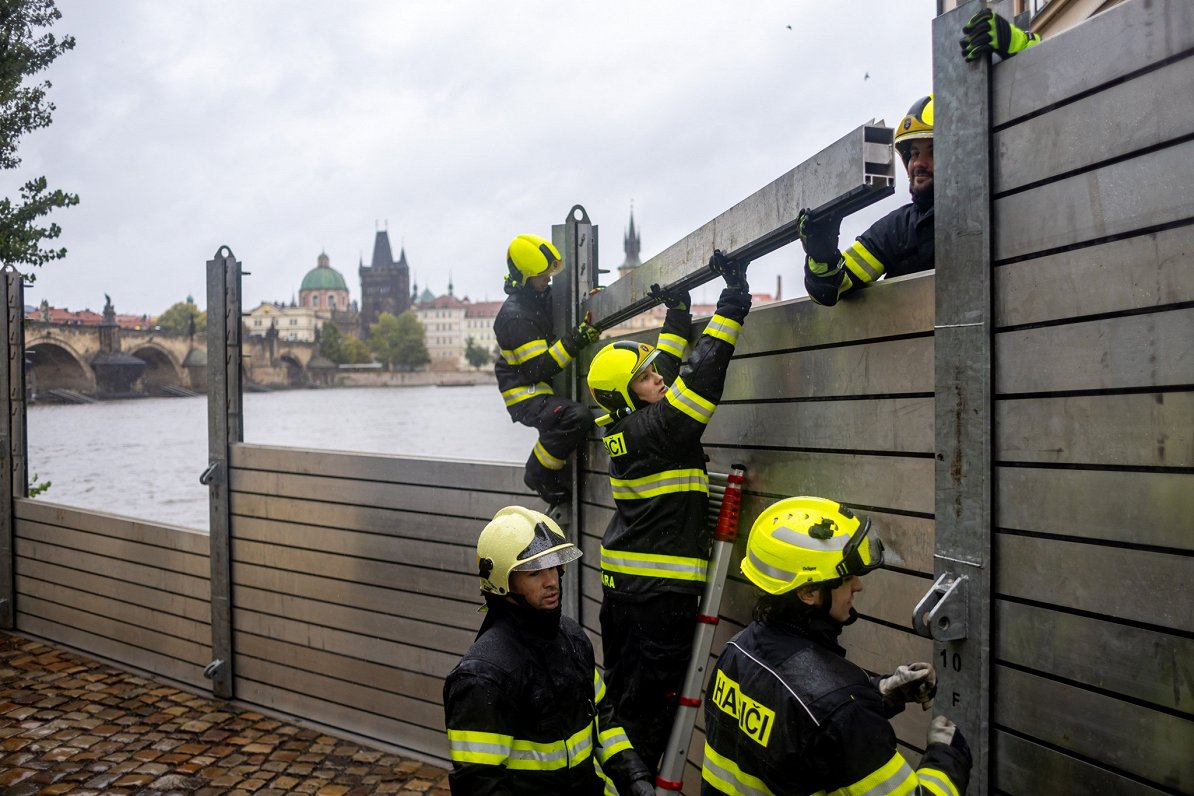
{"left": 411, "top": 280, "right": 502, "bottom": 371}
{"left": 245, "top": 302, "right": 319, "bottom": 342}
{"left": 359, "top": 229, "right": 411, "bottom": 336}
{"left": 299, "top": 252, "right": 351, "bottom": 318}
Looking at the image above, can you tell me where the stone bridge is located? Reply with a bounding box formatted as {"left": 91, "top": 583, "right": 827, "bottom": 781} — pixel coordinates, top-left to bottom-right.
{"left": 24, "top": 322, "right": 323, "bottom": 399}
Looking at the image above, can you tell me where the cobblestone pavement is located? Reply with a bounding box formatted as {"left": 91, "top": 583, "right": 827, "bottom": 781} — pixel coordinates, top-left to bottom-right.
{"left": 0, "top": 632, "right": 452, "bottom": 795}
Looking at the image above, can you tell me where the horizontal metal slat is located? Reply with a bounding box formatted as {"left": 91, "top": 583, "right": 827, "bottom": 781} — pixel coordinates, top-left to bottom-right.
{"left": 995, "top": 307, "right": 1194, "bottom": 394}
{"left": 16, "top": 520, "right": 209, "bottom": 578}
{"left": 996, "top": 392, "right": 1194, "bottom": 467}
{"left": 15, "top": 499, "right": 210, "bottom": 554}
{"left": 708, "top": 398, "right": 933, "bottom": 454}
{"left": 15, "top": 538, "right": 208, "bottom": 599}
{"left": 995, "top": 731, "right": 1169, "bottom": 796}
{"left": 15, "top": 557, "right": 210, "bottom": 623}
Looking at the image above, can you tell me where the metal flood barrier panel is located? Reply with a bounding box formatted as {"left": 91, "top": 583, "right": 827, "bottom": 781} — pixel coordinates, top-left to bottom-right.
{"left": 11, "top": 499, "right": 212, "bottom": 690}
{"left": 578, "top": 276, "right": 939, "bottom": 793}
{"left": 226, "top": 443, "right": 528, "bottom": 763}
{"left": 984, "top": 1, "right": 1194, "bottom": 792}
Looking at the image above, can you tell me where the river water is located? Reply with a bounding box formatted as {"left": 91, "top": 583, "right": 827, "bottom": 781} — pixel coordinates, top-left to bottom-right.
{"left": 27, "top": 385, "right": 537, "bottom": 531}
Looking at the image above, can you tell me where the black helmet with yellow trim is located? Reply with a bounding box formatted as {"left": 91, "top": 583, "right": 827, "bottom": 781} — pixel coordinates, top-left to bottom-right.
{"left": 741, "top": 496, "right": 884, "bottom": 596}
{"left": 587, "top": 340, "right": 661, "bottom": 418}
{"left": 894, "top": 95, "right": 933, "bottom": 166}
{"left": 506, "top": 233, "right": 563, "bottom": 290}
{"left": 476, "top": 505, "right": 581, "bottom": 596}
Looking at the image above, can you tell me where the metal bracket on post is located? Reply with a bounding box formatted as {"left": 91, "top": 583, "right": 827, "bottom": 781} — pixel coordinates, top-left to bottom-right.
{"left": 912, "top": 573, "right": 970, "bottom": 641}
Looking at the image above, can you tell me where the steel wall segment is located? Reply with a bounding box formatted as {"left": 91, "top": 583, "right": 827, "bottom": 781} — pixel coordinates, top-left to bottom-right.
{"left": 706, "top": 398, "right": 934, "bottom": 454}
{"left": 728, "top": 275, "right": 936, "bottom": 357}
{"left": 235, "top": 563, "right": 479, "bottom": 632}
{"left": 230, "top": 469, "right": 527, "bottom": 532}
{"left": 933, "top": 1, "right": 998, "bottom": 789}
{"left": 995, "top": 308, "right": 1194, "bottom": 393}
{"left": 206, "top": 246, "right": 241, "bottom": 699}
{"left": 230, "top": 496, "right": 486, "bottom": 550}
{"left": 584, "top": 122, "right": 893, "bottom": 329}
{"left": 719, "top": 338, "right": 935, "bottom": 401}
{"left": 990, "top": 0, "right": 1194, "bottom": 127}
{"left": 996, "top": 392, "right": 1194, "bottom": 467}
{"left": 996, "top": 600, "right": 1194, "bottom": 714}
{"left": 231, "top": 443, "right": 526, "bottom": 493}
{"left": 994, "top": 732, "right": 1169, "bottom": 796}
{"left": 993, "top": 665, "right": 1194, "bottom": 787}
{"left": 995, "top": 225, "right": 1194, "bottom": 327}
{"left": 994, "top": 139, "right": 1194, "bottom": 262}
{"left": 993, "top": 54, "right": 1194, "bottom": 194}
{"left": 0, "top": 272, "right": 22, "bottom": 628}
{"left": 996, "top": 468, "right": 1194, "bottom": 550}
{"left": 15, "top": 498, "right": 212, "bottom": 553}
{"left": 995, "top": 533, "right": 1193, "bottom": 632}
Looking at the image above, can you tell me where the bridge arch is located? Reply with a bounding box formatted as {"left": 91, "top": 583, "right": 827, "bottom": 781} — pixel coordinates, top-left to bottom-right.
{"left": 126, "top": 343, "right": 185, "bottom": 395}
{"left": 279, "top": 354, "right": 305, "bottom": 387}
{"left": 27, "top": 340, "right": 96, "bottom": 398}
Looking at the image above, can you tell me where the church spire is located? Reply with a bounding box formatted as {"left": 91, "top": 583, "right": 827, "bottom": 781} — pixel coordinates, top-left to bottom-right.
{"left": 618, "top": 201, "right": 643, "bottom": 278}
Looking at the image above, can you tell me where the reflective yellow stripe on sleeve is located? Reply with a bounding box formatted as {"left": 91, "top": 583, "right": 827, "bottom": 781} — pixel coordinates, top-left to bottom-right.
{"left": 609, "top": 467, "right": 708, "bottom": 500}
{"left": 548, "top": 339, "right": 574, "bottom": 368}
{"left": 448, "top": 724, "right": 594, "bottom": 772}
{"left": 665, "top": 377, "right": 716, "bottom": 424}
{"left": 826, "top": 750, "right": 917, "bottom": 796}
{"left": 501, "top": 382, "right": 554, "bottom": 407}
{"left": 600, "top": 546, "right": 708, "bottom": 583}
{"left": 914, "top": 767, "right": 960, "bottom": 796}
{"left": 657, "top": 331, "right": 688, "bottom": 360}
{"left": 842, "top": 241, "right": 885, "bottom": 285}
{"left": 502, "top": 338, "right": 549, "bottom": 365}
{"left": 533, "top": 440, "right": 566, "bottom": 470}
{"left": 593, "top": 669, "right": 607, "bottom": 703}
{"left": 703, "top": 313, "right": 742, "bottom": 346}
{"left": 701, "top": 741, "right": 776, "bottom": 796}
{"left": 597, "top": 726, "right": 633, "bottom": 763}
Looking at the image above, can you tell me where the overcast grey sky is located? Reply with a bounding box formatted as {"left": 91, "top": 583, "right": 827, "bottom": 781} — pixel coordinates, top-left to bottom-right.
{"left": 4, "top": 0, "right": 937, "bottom": 316}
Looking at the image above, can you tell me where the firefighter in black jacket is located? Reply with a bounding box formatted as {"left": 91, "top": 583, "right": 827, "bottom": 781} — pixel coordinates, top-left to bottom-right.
{"left": 799, "top": 95, "right": 936, "bottom": 306}
{"left": 800, "top": 11, "right": 1039, "bottom": 306}
{"left": 702, "top": 496, "right": 972, "bottom": 796}
{"left": 443, "top": 505, "right": 654, "bottom": 796}
{"left": 585, "top": 254, "right": 751, "bottom": 773}
{"left": 494, "top": 234, "right": 600, "bottom": 505}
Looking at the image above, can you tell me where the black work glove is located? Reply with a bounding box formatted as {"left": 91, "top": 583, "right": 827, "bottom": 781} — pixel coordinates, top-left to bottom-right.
{"left": 649, "top": 283, "right": 691, "bottom": 312}
{"left": 710, "top": 249, "right": 749, "bottom": 293}
{"left": 625, "top": 779, "right": 655, "bottom": 796}
{"left": 960, "top": 8, "right": 1040, "bottom": 61}
{"left": 797, "top": 207, "right": 842, "bottom": 269}
{"left": 563, "top": 318, "right": 600, "bottom": 354}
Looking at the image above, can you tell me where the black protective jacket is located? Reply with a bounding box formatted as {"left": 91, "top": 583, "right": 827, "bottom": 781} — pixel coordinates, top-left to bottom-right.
{"left": 805, "top": 193, "right": 934, "bottom": 306}
{"left": 702, "top": 617, "right": 970, "bottom": 796}
{"left": 598, "top": 288, "right": 751, "bottom": 601}
{"left": 493, "top": 286, "right": 576, "bottom": 415}
{"left": 443, "top": 603, "right": 649, "bottom": 795}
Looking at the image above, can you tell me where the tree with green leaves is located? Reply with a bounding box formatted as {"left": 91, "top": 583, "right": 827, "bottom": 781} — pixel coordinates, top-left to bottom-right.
{"left": 368, "top": 311, "right": 429, "bottom": 370}
{"left": 156, "top": 300, "right": 206, "bottom": 336}
{"left": 464, "top": 336, "right": 490, "bottom": 369}
{"left": 340, "top": 334, "right": 374, "bottom": 365}
{"left": 0, "top": 0, "right": 78, "bottom": 280}
{"left": 318, "top": 320, "right": 344, "bottom": 362}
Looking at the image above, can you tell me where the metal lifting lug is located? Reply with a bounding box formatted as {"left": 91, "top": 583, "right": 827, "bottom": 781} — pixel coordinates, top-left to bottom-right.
{"left": 202, "top": 659, "right": 225, "bottom": 680}
{"left": 199, "top": 462, "right": 220, "bottom": 486}
{"left": 912, "top": 573, "right": 969, "bottom": 641}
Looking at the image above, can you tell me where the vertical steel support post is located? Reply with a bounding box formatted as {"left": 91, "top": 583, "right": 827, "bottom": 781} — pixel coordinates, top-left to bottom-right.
{"left": 552, "top": 207, "right": 597, "bottom": 623}
{"left": 0, "top": 272, "right": 26, "bottom": 629}
{"left": 205, "top": 246, "right": 243, "bottom": 699}
{"left": 931, "top": 1, "right": 1000, "bottom": 792}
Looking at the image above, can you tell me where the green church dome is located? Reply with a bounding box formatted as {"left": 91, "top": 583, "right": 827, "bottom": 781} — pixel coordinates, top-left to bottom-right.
{"left": 301, "top": 252, "right": 348, "bottom": 292}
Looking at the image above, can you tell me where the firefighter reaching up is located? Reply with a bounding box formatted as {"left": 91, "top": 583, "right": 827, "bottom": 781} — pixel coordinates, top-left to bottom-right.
{"left": 702, "top": 496, "right": 971, "bottom": 796}
{"left": 586, "top": 253, "right": 751, "bottom": 774}
{"left": 442, "top": 506, "right": 655, "bottom": 795}
{"left": 494, "top": 234, "right": 601, "bottom": 506}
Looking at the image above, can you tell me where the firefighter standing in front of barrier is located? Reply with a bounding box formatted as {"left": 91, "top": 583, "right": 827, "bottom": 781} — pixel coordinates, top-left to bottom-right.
{"left": 495, "top": 233, "right": 601, "bottom": 506}
{"left": 586, "top": 253, "right": 751, "bottom": 774}
{"left": 701, "top": 496, "right": 972, "bottom": 796}
{"left": 442, "top": 506, "right": 655, "bottom": 796}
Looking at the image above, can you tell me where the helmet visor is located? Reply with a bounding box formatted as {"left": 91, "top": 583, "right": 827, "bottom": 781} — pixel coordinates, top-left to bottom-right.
{"left": 632, "top": 347, "right": 661, "bottom": 380}
{"left": 835, "top": 518, "right": 884, "bottom": 578}
{"left": 511, "top": 545, "right": 582, "bottom": 573}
